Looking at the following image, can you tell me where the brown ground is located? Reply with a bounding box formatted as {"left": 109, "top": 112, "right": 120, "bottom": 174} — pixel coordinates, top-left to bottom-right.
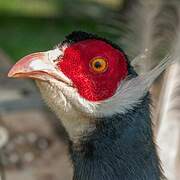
{"left": 0, "top": 50, "right": 73, "bottom": 180}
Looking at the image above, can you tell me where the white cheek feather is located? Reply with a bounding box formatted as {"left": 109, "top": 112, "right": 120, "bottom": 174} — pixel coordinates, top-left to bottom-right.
{"left": 97, "top": 54, "right": 176, "bottom": 117}
{"left": 36, "top": 80, "right": 96, "bottom": 141}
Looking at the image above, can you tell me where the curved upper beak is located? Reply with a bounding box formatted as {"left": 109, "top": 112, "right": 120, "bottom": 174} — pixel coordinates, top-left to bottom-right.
{"left": 8, "top": 49, "right": 72, "bottom": 85}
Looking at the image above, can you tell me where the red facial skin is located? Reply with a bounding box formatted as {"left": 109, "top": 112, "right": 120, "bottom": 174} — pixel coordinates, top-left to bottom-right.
{"left": 58, "top": 39, "right": 128, "bottom": 101}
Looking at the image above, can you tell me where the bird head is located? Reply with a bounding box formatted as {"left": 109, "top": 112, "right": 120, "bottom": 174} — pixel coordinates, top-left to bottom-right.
{"left": 8, "top": 31, "right": 164, "bottom": 139}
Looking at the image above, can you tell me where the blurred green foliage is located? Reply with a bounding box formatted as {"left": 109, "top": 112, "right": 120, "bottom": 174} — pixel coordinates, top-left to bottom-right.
{"left": 0, "top": 0, "right": 124, "bottom": 61}
{"left": 0, "top": 16, "right": 97, "bottom": 61}
{"left": 0, "top": 0, "right": 62, "bottom": 17}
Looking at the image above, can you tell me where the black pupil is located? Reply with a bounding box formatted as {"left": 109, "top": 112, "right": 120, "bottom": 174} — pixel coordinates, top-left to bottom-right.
{"left": 94, "top": 61, "right": 102, "bottom": 68}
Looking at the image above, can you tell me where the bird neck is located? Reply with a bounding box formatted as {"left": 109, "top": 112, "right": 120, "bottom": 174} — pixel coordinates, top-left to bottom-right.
{"left": 69, "top": 95, "right": 163, "bottom": 180}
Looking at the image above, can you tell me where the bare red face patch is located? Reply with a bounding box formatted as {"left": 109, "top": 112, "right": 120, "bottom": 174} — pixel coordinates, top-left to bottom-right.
{"left": 57, "top": 39, "right": 128, "bottom": 101}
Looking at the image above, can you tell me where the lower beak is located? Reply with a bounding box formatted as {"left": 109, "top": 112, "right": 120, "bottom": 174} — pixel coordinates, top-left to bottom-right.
{"left": 8, "top": 49, "right": 72, "bottom": 85}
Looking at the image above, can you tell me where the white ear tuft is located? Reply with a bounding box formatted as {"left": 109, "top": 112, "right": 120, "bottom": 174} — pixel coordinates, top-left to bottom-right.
{"left": 95, "top": 54, "right": 178, "bottom": 117}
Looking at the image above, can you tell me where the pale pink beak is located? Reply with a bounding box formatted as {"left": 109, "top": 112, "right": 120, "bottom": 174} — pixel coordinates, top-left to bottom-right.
{"left": 8, "top": 49, "right": 72, "bottom": 85}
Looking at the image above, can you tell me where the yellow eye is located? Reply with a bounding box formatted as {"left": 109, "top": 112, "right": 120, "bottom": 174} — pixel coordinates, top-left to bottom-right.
{"left": 90, "top": 57, "right": 108, "bottom": 73}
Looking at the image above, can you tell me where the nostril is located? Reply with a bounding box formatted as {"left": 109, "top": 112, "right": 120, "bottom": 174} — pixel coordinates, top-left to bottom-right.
{"left": 48, "top": 48, "right": 63, "bottom": 64}
{"left": 52, "top": 58, "right": 60, "bottom": 64}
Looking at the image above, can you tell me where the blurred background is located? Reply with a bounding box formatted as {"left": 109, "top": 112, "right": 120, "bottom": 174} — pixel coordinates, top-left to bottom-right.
{"left": 0, "top": 0, "right": 180, "bottom": 180}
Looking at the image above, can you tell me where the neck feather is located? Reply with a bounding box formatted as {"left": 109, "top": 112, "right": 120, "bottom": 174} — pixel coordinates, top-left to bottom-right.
{"left": 69, "top": 94, "right": 164, "bottom": 180}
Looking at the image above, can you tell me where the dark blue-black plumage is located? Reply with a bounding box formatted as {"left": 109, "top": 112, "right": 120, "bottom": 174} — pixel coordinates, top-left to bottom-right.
{"left": 69, "top": 95, "right": 163, "bottom": 180}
